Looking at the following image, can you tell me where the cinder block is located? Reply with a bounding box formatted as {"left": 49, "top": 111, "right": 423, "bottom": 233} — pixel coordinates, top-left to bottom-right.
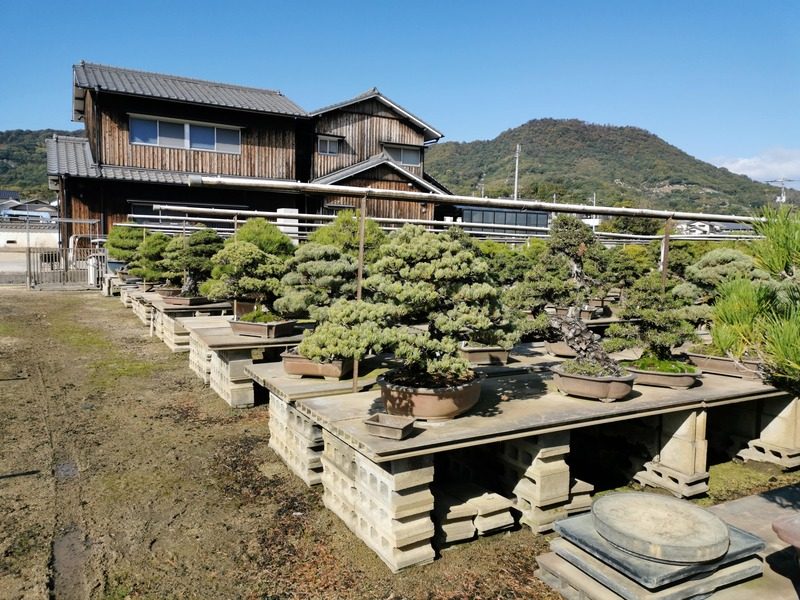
{"left": 354, "top": 454, "right": 434, "bottom": 494}
{"left": 356, "top": 484, "right": 435, "bottom": 520}
{"left": 760, "top": 397, "right": 800, "bottom": 448}
{"left": 322, "top": 430, "right": 356, "bottom": 478}
{"left": 512, "top": 461, "right": 571, "bottom": 505}
{"left": 634, "top": 461, "right": 709, "bottom": 498}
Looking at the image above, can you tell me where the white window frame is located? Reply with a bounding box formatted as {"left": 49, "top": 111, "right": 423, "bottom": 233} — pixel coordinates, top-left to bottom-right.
{"left": 317, "top": 135, "right": 340, "bottom": 156}
{"left": 128, "top": 114, "right": 242, "bottom": 155}
{"left": 384, "top": 144, "right": 422, "bottom": 166}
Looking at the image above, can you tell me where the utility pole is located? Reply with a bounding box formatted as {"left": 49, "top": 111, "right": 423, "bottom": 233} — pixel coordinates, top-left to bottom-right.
{"left": 513, "top": 144, "right": 521, "bottom": 200}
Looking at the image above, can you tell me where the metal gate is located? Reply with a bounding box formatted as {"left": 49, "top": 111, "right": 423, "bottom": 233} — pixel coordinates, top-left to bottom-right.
{"left": 27, "top": 247, "right": 107, "bottom": 287}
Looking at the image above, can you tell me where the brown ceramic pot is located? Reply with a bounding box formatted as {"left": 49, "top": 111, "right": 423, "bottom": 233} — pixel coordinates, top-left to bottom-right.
{"left": 545, "top": 340, "right": 577, "bottom": 358}
{"left": 685, "top": 352, "right": 761, "bottom": 380}
{"left": 625, "top": 366, "right": 701, "bottom": 390}
{"left": 378, "top": 372, "right": 482, "bottom": 420}
{"left": 458, "top": 343, "right": 509, "bottom": 365}
{"left": 230, "top": 319, "right": 296, "bottom": 339}
{"left": 280, "top": 351, "right": 353, "bottom": 379}
{"left": 551, "top": 366, "right": 635, "bottom": 402}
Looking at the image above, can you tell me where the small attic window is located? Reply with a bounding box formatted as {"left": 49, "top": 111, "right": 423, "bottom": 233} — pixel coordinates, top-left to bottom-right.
{"left": 318, "top": 136, "right": 339, "bottom": 156}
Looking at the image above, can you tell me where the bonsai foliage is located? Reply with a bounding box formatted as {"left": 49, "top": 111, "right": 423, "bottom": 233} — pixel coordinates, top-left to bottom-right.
{"left": 604, "top": 245, "right": 653, "bottom": 291}
{"left": 709, "top": 278, "right": 778, "bottom": 359}
{"left": 604, "top": 273, "right": 696, "bottom": 363}
{"left": 750, "top": 205, "right": 800, "bottom": 282}
{"left": 685, "top": 248, "right": 765, "bottom": 293}
{"left": 161, "top": 228, "right": 224, "bottom": 296}
{"left": 106, "top": 224, "right": 146, "bottom": 262}
{"left": 273, "top": 243, "right": 356, "bottom": 319}
{"left": 548, "top": 215, "right": 596, "bottom": 283}
{"left": 231, "top": 218, "right": 295, "bottom": 256}
{"left": 476, "top": 239, "right": 543, "bottom": 286}
{"left": 301, "top": 224, "right": 517, "bottom": 384}
{"left": 199, "top": 241, "right": 286, "bottom": 304}
{"left": 308, "top": 210, "right": 386, "bottom": 263}
{"left": 127, "top": 232, "right": 170, "bottom": 281}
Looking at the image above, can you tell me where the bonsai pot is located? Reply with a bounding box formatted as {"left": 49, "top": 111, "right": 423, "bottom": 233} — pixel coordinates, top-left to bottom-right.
{"left": 162, "top": 296, "right": 209, "bottom": 306}
{"left": 458, "top": 342, "right": 509, "bottom": 365}
{"left": 685, "top": 351, "right": 761, "bottom": 380}
{"left": 554, "top": 306, "right": 570, "bottom": 317}
{"left": 137, "top": 283, "right": 154, "bottom": 292}
{"left": 580, "top": 308, "right": 597, "bottom": 320}
{"left": 624, "top": 365, "right": 701, "bottom": 390}
{"left": 551, "top": 365, "right": 635, "bottom": 402}
{"left": 364, "top": 413, "right": 416, "bottom": 440}
{"left": 378, "top": 372, "right": 482, "bottom": 421}
{"left": 230, "top": 319, "right": 297, "bottom": 339}
{"left": 280, "top": 351, "right": 353, "bottom": 380}
{"left": 545, "top": 340, "right": 577, "bottom": 358}
{"left": 155, "top": 287, "right": 181, "bottom": 297}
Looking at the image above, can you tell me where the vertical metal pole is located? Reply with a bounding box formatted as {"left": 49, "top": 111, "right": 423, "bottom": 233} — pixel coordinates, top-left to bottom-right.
{"left": 25, "top": 214, "right": 31, "bottom": 289}
{"left": 660, "top": 217, "right": 673, "bottom": 292}
{"left": 352, "top": 194, "right": 368, "bottom": 393}
{"left": 513, "top": 144, "right": 520, "bottom": 200}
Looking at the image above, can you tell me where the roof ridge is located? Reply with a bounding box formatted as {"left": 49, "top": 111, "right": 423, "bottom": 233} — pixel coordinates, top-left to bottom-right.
{"left": 76, "top": 61, "right": 287, "bottom": 97}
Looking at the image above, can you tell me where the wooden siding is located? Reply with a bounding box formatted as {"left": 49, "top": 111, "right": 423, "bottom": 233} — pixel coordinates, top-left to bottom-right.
{"left": 313, "top": 99, "right": 425, "bottom": 179}
{"left": 93, "top": 94, "right": 297, "bottom": 179}
{"left": 323, "top": 166, "right": 434, "bottom": 221}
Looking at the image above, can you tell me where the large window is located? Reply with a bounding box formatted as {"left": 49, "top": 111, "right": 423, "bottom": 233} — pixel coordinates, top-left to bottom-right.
{"left": 318, "top": 136, "right": 339, "bottom": 156}
{"left": 129, "top": 116, "right": 241, "bottom": 154}
{"left": 385, "top": 145, "right": 421, "bottom": 166}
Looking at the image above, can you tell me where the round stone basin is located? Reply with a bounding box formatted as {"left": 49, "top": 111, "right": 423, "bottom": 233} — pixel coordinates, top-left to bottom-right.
{"left": 592, "top": 492, "right": 730, "bottom": 564}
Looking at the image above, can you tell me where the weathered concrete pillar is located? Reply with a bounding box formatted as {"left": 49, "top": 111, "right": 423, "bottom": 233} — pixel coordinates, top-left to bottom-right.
{"left": 501, "top": 432, "right": 593, "bottom": 532}
{"left": 635, "top": 409, "right": 709, "bottom": 497}
{"left": 268, "top": 393, "right": 323, "bottom": 486}
{"left": 738, "top": 396, "right": 800, "bottom": 469}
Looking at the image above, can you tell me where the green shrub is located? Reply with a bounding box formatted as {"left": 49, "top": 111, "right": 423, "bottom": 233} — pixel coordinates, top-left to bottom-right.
{"left": 106, "top": 224, "right": 146, "bottom": 262}
{"left": 308, "top": 210, "right": 386, "bottom": 263}
{"left": 127, "top": 232, "right": 170, "bottom": 281}
{"left": 230, "top": 218, "right": 295, "bottom": 256}
{"left": 199, "top": 241, "right": 285, "bottom": 304}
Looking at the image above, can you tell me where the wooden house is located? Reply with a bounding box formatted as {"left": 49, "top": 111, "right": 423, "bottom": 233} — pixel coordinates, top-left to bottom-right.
{"left": 47, "top": 63, "right": 449, "bottom": 242}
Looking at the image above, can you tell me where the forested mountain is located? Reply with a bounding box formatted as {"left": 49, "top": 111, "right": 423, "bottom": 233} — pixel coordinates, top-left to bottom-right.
{"left": 1, "top": 122, "right": 794, "bottom": 215}
{"left": 0, "top": 129, "right": 84, "bottom": 199}
{"left": 426, "top": 119, "right": 796, "bottom": 214}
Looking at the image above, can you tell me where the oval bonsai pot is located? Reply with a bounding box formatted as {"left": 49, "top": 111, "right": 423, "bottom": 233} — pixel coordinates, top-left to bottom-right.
{"left": 545, "top": 340, "right": 577, "bottom": 358}
{"left": 230, "top": 319, "right": 297, "bottom": 339}
{"left": 377, "top": 372, "right": 482, "bottom": 421}
{"left": 281, "top": 350, "right": 353, "bottom": 380}
{"left": 551, "top": 365, "right": 635, "bottom": 402}
{"left": 685, "top": 351, "right": 761, "bottom": 380}
{"left": 624, "top": 365, "right": 702, "bottom": 390}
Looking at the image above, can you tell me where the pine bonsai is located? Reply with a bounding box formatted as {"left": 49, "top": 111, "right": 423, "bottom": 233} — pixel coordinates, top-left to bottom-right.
{"left": 273, "top": 243, "right": 356, "bottom": 319}
{"left": 127, "top": 232, "right": 170, "bottom": 282}
{"left": 308, "top": 209, "right": 386, "bottom": 263}
{"left": 106, "top": 224, "right": 147, "bottom": 263}
{"left": 604, "top": 273, "right": 697, "bottom": 373}
{"left": 199, "top": 241, "right": 286, "bottom": 309}
{"left": 300, "top": 224, "right": 518, "bottom": 386}
{"left": 160, "top": 227, "right": 224, "bottom": 296}
{"left": 230, "top": 218, "right": 295, "bottom": 256}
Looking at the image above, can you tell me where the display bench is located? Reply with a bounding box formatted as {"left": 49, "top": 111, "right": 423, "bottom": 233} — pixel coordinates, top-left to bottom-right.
{"left": 148, "top": 297, "right": 232, "bottom": 351}
{"left": 189, "top": 326, "right": 304, "bottom": 408}
{"left": 264, "top": 368, "right": 794, "bottom": 572}
{"left": 128, "top": 291, "right": 161, "bottom": 325}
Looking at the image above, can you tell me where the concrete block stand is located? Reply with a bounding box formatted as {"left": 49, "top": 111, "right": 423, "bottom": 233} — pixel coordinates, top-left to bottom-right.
{"left": 738, "top": 396, "right": 800, "bottom": 469}
{"left": 268, "top": 394, "right": 323, "bottom": 486}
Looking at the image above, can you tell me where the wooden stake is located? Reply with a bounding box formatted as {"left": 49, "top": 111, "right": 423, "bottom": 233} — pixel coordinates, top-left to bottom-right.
{"left": 352, "top": 194, "right": 367, "bottom": 393}
{"left": 660, "top": 217, "right": 673, "bottom": 292}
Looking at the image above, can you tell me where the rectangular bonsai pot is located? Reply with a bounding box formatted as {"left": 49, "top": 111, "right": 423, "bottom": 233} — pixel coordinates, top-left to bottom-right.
{"left": 280, "top": 351, "right": 353, "bottom": 379}
{"left": 458, "top": 343, "right": 509, "bottom": 365}
{"left": 162, "top": 296, "right": 209, "bottom": 306}
{"left": 685, "top": 352, "right": 761, "bottom": 380}
{"left": 229, "top": 319, "right": 297, "bottom": 339}
{"left": 364, "top": 413, "right": 416, "bottom": 440}
{"left": 155, "top": 287, "right": 181, "bottom": 297}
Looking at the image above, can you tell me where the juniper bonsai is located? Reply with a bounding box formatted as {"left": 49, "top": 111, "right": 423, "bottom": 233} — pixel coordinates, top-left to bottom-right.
{"left": 160, "top": 227, "right": 223, "bottom": 296}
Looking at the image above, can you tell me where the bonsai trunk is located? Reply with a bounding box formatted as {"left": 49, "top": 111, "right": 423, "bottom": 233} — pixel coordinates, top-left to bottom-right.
{"left": 551, "top": 314, "right": 624, "bottom": 377}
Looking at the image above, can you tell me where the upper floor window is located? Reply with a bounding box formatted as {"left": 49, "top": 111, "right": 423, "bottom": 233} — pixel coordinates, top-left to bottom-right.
{"left": 129, "top": 116, "right": 241, "bottom": 154}
{"left": 385, "top": 145, "right": 421, "bottom": 166}
{"left": 318, "top": 136, "right": 339, "bottom": 156}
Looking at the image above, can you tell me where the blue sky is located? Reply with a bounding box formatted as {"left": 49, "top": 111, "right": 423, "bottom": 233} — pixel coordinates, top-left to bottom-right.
{"left": 2, "top": 0, "right": 799, "bottom": 188}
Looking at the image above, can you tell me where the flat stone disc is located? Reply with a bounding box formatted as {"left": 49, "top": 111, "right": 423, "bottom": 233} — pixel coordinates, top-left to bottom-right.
{"left": 592, "top": 492, "right": 730, "bottom": 564}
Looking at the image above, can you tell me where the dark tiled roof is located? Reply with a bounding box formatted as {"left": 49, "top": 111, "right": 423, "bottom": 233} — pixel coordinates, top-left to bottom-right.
{"left": 46, "top": 135, "right": 99, "bottom": 178}
{"left": 311, "top": 88, "right": 443, "bottom": 142}
{"left": 312, "top": 154, "right": 448, "bottom": 195}
{"left": 73, "top": 62, "right": 307, "bottom": 118}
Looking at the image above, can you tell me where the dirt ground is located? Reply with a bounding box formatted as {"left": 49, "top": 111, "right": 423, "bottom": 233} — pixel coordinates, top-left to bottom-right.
{"left": 0, "top": 288, "right": 797, "bottom": 600}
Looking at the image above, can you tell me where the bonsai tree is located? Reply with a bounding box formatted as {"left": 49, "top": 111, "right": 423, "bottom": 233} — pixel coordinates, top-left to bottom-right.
{"left": 106, "top": 224, "right": 147, "bottom": 263}
{"left": 199, "top": 241, "right": 287, "bottom": 317}
{"left": 550, "top": 314, "right": 626, "bottom": 378}
{"left": 273, "top": 243, "right": 356, "bottom": 319}
{"left": 301, "top": 224, "right": 518, "bottom": 387}
{"left": 230, "top": 217, "right": 295, "bottom": 256}
{"left": 160, "top": 227, "right": 224, "bottom": 296}
{"left": 308, "top": 209, "right": 386, "bottom": 263}
{"left": 602, "top": 244, "right": 653, "bottom": 296}
{"left": 548, "top": 214, "right": 597, "bottom": 285}
{"left": 127, "top": 232, "right": 170, "bottom": 282}
{"left": 685, "top": 247, "right": 766, "bottom": 296}
{"left": 603, "top": 273, "right": 697, "bottom": 372}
